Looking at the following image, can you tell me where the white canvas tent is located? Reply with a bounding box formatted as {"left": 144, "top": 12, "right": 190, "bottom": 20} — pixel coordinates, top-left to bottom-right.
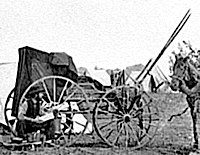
{"left": 78, "top": 68, "right": 111, "bottom": 86}
{"left": 125, "top": 65, "right": 171, "bottom": 93}
{"left": 0, "top": 62, "right": 17, "bottom": 125}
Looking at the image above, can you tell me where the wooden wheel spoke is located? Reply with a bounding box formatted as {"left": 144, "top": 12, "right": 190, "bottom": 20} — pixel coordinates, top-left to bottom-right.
{"left": 102, "top": 98, "right": 124, "bottom": 115}
{"left": 65, "top": 83, "right": 75, "bottom": 96}
{"left": 136, "top": 126, "right": 153, "bottom": 139}
{"left": 53, "top": 77, "right": 56, "bottom": 102}
{"left": 42, "top": 80, "right": 52, "bottom": 102}
{"left": 131, "top": 110, "right": 142, "bottom": 118}
{"left": 58, "top": 81, "right": 69, "bottom": 103}
{"left": 122, "top": 94, "right": 126, "bottom": 107}
{"left": 142, "top": 120, "right": 158, "bottom": 127}
{"left": 97, "top": 117, "right": 122, "bottom": 123}
{"left": 135, "top": 101, "right": 152, "bottom": 112}
{"left": 62, "top": 123, "right": 71, "bottom": 129}
{"left": 116, "top": 96, "right": 126, "bottom": 114}
{"left": 113, "top": 123, "right": 124, "bottom": 145}
{"left": 64, "top": 88, "right": 79, "bottom": 102}
{"left": 134, "top": 119, "right": 158, "bottom": 127}
{"left": 124, "top": 124, "right": 129, "bottom": 147}
{"left": 110, "top": 102, "right": 123, "bottom": 114}
{"left": 129, "top": 106, "right": 140, "bottom": 115}
{"left": 97, "top": 109, "right": 122, "bottom": 117}
{"left": 99, "top": 119, "right": 120, "bottom": 130}
{"left": 129, "top": 107, "right": 136, "bottom": 115}
{"left": 142, "top": 118, "right": 160, "bottom": 122}
{"left": 123, "top": 88, "right": 131, "bottom": 111}
{"left": 132, "top": 112, "right": 158, "bottom": 118}
{"left": 141, "top": 112, "right": 159, "bottom": 117}
{"left": 101, "top": 97, "right": 116, "bottom": 110}
{"left": 127, "top": 123, "right": 141, "bottom": 146}
{"left": 126, "top": 90, "right": 130, "bottom": 107}
{"left": 105, "top": 128, "right": 115, "bottom": 139}
{"left": 66, "top": 117, "right": 73, "bottom": 122}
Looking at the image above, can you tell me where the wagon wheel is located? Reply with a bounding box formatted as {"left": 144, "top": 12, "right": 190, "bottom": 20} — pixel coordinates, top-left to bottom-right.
{"left": 4, "top": 88, "right": 18, "bottom": 136}
{"left": 19, "top": 76, "right": 90, "bottom": 146}
{"left": 93, "top": 85, "right": 160, "bottom": 148}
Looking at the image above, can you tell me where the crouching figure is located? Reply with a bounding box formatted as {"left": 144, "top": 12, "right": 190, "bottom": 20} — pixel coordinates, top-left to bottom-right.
{"left": 15, "top": 90, "right": 61, "bottom": 141}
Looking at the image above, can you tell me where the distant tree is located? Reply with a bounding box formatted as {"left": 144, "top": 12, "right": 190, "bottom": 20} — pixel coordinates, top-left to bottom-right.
{"left": 169, "top": 41, "right": 200, "bottom": 72}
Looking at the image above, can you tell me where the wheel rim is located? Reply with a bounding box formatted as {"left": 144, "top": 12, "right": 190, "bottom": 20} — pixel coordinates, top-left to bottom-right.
{"left": 19, "top": 76, "right": 91, "bottom": 146}
{"left": 93, "top": 85, "right": 159, "bottom": 148}
{"left": 4, "top": 88, "right": 18, "bottom": 136}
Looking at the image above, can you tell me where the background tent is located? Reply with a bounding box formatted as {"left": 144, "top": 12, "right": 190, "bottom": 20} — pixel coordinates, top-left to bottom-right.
{"left": 78, "top": 68, "right": 111, "bottom": 87}
{"left": 86, "top": 68, "right": 111, "bottom": 86}
{"left": 125, "top": 65, "right": 171, "bottom": 93}
{"left": 77, "top": 75, "right": 105, "bottom": 91}
{"left": 0, "top": 62, "right": 17, "bottom": 125}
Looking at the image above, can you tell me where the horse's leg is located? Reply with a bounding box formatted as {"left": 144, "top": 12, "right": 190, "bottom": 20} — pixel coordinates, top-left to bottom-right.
{"left": 193, "top": 99, "right": 200, "bottom": 150}
{"left": 190, "top": 104, "right": 199, "bottom": 149}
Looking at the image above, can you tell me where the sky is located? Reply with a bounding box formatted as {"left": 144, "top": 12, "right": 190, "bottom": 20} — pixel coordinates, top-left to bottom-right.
{"left": 0, "top": 0, "right": 199, "bottom": 77}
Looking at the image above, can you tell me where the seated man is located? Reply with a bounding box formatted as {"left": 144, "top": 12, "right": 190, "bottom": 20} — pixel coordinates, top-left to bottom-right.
{"left": 16, "top": 89, "right": 59, "bottom": 141}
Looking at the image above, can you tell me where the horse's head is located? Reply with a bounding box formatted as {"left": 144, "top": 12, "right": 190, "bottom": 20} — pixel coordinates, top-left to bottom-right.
{"left": 170, "top": 55, "right": 190, "bottom": 91}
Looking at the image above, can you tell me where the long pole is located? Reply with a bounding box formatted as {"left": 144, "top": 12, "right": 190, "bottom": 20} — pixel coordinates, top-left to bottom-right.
{"left": 135, "top": 58, "right": 152, "bottom": 81}
{"left": 139, "top": 9, "right": 191, "bottom": 84}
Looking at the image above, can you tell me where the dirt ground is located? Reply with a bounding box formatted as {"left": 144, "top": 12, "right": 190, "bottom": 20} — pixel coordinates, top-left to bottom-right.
{"left": 0, "top": 93, "right": 197, "bottom": 155}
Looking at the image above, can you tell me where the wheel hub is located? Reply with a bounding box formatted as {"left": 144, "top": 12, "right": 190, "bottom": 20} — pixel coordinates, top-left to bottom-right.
{"left": 124, "top": 114, "right": 131, "bottom": 123}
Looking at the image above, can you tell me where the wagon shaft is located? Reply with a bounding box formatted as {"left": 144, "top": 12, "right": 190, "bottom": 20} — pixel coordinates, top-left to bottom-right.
{"left": 139, "top": 9, "right": 191, "bottom": 84}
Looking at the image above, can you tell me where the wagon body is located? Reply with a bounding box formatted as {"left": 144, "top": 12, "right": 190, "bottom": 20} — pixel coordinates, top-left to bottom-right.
{"left": 3, "top": 46, "right": 160, "bottom": 149}
{"left": 12, "top": 46, "right": 78, "bottom": 117}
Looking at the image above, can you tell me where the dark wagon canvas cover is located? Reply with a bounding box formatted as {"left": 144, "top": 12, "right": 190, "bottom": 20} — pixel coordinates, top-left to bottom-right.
{"left": 12, "top": 46, "right": 78, "bottom": 116}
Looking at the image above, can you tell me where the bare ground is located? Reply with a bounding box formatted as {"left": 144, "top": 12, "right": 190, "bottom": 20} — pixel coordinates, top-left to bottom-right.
{"left": 0, "top": 93, "right": 196, "bottom": 155}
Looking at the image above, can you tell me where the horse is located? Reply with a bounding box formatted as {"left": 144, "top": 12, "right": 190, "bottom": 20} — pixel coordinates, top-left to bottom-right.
{"left": 170, "top": 54, "right": 200, "bottom": 93}
{"left": 170, "top": 54, "right": 200, "bottom": 149}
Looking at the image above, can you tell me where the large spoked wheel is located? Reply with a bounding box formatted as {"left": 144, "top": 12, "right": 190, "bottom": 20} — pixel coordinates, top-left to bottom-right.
{"left": 4, "top": 88, "right": 18, "bottom": 136}
{"left": 93, "top": 85, "right": 160, "bottom": 148}
{"left": 19, "top": 76, "right": 90, "bottom": 146}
